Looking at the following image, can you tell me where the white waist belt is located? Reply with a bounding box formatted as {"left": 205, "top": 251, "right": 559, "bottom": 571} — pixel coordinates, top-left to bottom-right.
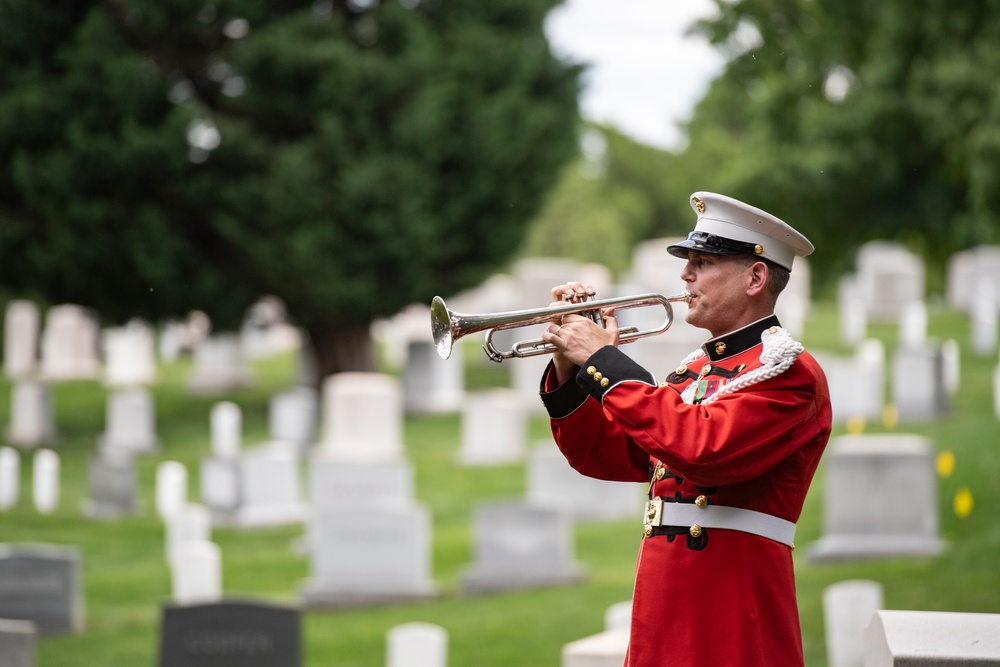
{"left": 643, "top": 499, "right": 796, "bottom": 548}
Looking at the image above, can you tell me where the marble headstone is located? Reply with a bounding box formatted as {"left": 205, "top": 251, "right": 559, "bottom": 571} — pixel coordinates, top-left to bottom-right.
{"left": 300, "top": 501, "right": 438, "bottom": 608}
{"left": 3, "top": 300, "right": 39, "bottom": 379}
{"left": 460, "top": 501, "right": 585, "bottom": 594}
{"left": 807, "top": 435, "right": 945, "bottom": 562}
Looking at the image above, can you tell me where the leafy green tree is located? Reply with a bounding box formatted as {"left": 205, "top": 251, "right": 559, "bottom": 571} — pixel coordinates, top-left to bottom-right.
{"left": 683, "top": 0, "right": 1000, "bottom": 292}
{"left": 0, "top": 0, "right": 580, "bottom": 378}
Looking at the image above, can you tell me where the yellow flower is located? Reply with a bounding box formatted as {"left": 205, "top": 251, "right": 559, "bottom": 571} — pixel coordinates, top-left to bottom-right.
{"left": 953, "top": 487, "right": 974, "bottom": 519}
{"left": 935, "top": 450, "right": 955, "bottom": 478}
{"left": 882, "top": 405, "right": 899, "bottom": 430}
{"left": 846, "top": 415, "right": 865, "bottom": 435}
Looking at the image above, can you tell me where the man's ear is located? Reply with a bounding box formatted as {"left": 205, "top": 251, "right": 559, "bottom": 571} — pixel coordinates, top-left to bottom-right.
{"left": 745, "top": 261, "right": 768, "bottom": 296}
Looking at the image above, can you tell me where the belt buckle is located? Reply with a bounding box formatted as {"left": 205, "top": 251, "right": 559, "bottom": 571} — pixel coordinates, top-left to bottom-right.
{"left": 644, "top": 498, "right": 663, "bottom": 528}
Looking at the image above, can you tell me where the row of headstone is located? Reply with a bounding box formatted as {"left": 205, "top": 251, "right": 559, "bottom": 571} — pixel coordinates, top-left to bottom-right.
{"left": 0, "top": 448, "right": 60, "bottom": 514}
{"left": 816, "top": 336, "right": 958, "bottom": 425}
{"left": 200, "top": 401, "right": 306, "bottom": 528}
{"left": 2, "top": 299, "right": 300, "bottom": 396}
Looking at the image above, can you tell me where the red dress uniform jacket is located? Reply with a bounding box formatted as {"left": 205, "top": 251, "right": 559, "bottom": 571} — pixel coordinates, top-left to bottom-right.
{"left": 540, "top": 316, "right": 832, "bottom": 667}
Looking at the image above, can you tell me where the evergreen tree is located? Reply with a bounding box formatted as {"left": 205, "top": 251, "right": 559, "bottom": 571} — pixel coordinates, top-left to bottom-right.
{"left": 0, "top": 0, "right": 581, "bottom": 377}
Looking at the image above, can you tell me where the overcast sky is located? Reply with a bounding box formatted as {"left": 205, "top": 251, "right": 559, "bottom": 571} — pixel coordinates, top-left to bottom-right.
{"left": 544, "top": 0, "right": 726, "bottom": 151}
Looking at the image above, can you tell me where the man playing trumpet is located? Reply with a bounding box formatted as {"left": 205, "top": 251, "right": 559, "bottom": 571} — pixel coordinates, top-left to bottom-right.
{"left": 539, "top": 192, "right": 832, "bottom": 667}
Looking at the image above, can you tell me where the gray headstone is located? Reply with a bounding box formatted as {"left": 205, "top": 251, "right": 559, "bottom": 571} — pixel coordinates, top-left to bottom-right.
{"left": 232, "top": 445, "right": 305, "bottom": 527}
{"left": 855, "top": 241, "right": 925, "bottom": 322}
{"left": 815, "top": 342, "right": 886, "bottom": 424}
{"left": 202, "top": 445, "right": 304, "bottom": 528}
{"left": 838, "top": 273, "right": 868, "bottom": 346}
{"left": 460, "top": 501, "right": 585, "bottom": 594}
{"left": 403, "top": 340, "right": 464, "bottom": 414}
{"left": 946, "top": 245, "right": 1000, "bottom": 314}
{"left": 98, "top": 388, "right": 159, "bottom": 455}
{"left": 864, "top": 610, "right": 1000, "bottom": 666}
{"left": 526, "top": 442, "right": 642, "bottom": 521}
{"left": 103, "top": 320, "right": 157, "bottom": 387}
{"left": 3, "top": 300, "right": 39, "bottom": 380}
{"left": 0, "top": 544, "right": 84, "bottom": 635}
{"left": 158, "top": 600, "right": 300, "bottom": 667}
{"left": 0, "top": 618, "right": 36, "bottom": 667}
{"left": 82, "top": 453, "right": 138, "bottom": 519}
{"left": 561, "top": 627, "right": 630, "bottom": 667}
{"left": 823, "top": 579, "right": 883, "bottom": 667}
{"left": 319, "top": 373, "right": 404, "bottom": 462}
{"left": 187, "top": 334, "right": 253, "bottom": 393}
{"left": 891, "top": 343, "right": 948, "bottom": 421}
{"left": 6, "top": 382, "right": 56, "bottom": 447}
{"left": 39, "top": 305, "right": 100, "bottom": 380}
{"left": 268, "top": 387, "right": 318, "bottom": 448}
{"left": 458, "top": 389, "right": 526, "bottom": 466}
{"left": 307, "top": 458, "right": 414, "bottom": 508}
{"left": 300, "top": 502, "right": 438, "bottom": 608}
{"left": 200, "top": 457, "right": 241, "bottom": 515}
{"left": 806, "top": 435, "right": 945, "bottom": 562}
{"left": 386, "top": 622, "right": 448, "bottom": 667}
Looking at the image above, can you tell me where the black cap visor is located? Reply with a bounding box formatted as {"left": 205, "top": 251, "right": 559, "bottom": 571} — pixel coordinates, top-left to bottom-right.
{"left": 667, "top": 231, "right": 762, "bottom": 260}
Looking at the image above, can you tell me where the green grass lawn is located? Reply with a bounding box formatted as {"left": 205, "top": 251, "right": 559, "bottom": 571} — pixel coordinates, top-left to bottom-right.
{"left": 2, "top": 300, "right": 998, "bottom": 666}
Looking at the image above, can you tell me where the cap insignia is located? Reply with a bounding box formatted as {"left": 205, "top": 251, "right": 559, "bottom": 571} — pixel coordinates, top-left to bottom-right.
{"left": 691, "top": 195, "right": 705, "bottom": 214}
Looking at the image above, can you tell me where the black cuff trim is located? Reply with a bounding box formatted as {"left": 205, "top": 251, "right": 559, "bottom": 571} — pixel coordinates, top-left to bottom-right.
{"left": 539, "top": 360, "right": 589, "bottom": 418}
{"left": 574, "top": 346, "right": 655, "bottom": 402}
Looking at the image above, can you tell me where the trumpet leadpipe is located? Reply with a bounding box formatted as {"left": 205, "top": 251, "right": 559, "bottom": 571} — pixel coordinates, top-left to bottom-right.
{"left": 430, "top": 291, "right": 691, "bottom": 362}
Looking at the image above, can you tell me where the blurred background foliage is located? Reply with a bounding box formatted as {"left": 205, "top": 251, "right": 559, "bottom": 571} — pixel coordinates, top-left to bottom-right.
{"left": 3, "top": 0, "right": 1000, "bottom": 361}
{"left": 523, "top": 0, "right": 1000, "bottom": 297}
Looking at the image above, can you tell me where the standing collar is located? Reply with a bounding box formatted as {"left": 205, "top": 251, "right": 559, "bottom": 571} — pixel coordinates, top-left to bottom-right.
{"left": 701, "top": 315, "right": 781, "bottom": 361}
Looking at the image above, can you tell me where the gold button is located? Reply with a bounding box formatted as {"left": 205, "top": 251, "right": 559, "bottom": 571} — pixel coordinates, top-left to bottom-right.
{"left": 715, "top": 342, "right": 726, "bottom": 355}
{"left": 689, "top": 524, "right": 703, "bottom": 538}
{"left": 587, "top": 366, "right": 597, "bottom": 375}
{"left": 767, "top": 327, "right": 778, "bottom": 335}
{"left": 754, "top": 244, "right": 764, "bottom": 254}
{"left": 600, "top": 378, "right": 609, "bottom": 387}
{"left": 593, "top": 372, "right": 603, "bottom": 381}
{"left": 695, "top": 495, "right": 708, "bottom": 508}
{"left": 676, "top": 364, "right": 688, "bottom": 375}
{"left": 655, "top": 467, "right": 666, "bottom": 481}
{"left": 701, "top": 363, "right": 712, "bottom": 376}
{"left": 644, "top": 525, "right": 653, "bottom": 538}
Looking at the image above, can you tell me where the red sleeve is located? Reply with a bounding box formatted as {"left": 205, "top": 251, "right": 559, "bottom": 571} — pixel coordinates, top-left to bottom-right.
{"left": 542, "top": 347, "right": 830, "bottom": 489}
{"left": 601, "top": 356, "right": 829, "bottom": 488}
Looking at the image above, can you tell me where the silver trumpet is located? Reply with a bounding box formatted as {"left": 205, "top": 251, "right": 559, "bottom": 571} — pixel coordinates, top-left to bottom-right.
{"left": 430, "top": 291, "right": 692, "bottom": 362}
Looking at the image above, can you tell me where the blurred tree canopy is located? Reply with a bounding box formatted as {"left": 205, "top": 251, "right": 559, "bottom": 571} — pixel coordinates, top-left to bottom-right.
{"left": 680, "top": 0, "right": 1000, "bottom": 293}
{"left": 0, "top": 0, "right": 580, "bottom": 377}
{"left": 520, "top": 124, "right": 694, "bottom": 277}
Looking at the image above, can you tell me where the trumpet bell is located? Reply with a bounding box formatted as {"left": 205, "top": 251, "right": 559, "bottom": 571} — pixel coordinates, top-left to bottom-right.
{"left": 430, "top": 296, "right": 455, "bottom": 359}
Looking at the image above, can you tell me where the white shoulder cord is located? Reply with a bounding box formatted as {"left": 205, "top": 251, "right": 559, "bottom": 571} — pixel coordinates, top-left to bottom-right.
{"left": 679, "top": 327, "right": 804, "bottom": 405}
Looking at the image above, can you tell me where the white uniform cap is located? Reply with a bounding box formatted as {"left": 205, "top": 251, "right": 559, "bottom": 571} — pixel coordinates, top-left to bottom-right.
{"left": 666, "top": 192, "right": 814, "bottom": 271}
